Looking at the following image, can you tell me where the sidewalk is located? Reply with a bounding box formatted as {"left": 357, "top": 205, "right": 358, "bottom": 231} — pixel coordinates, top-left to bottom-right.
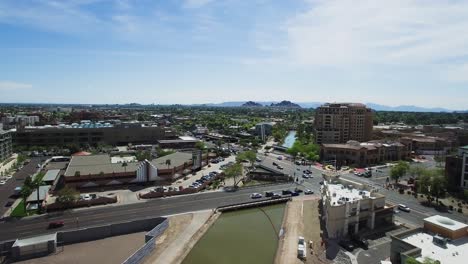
{"left": 0, "top": 153, "right": 18, "bottom": 175}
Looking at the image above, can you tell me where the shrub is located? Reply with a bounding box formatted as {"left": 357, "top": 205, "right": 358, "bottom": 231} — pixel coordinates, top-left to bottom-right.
{"left": 420, "top": 194, "right": 424, "bottom": 198}
{"left": 458, "top": 208, "right": 463, "bottom": 213}
{"left": 407, "top": 191, "right": 412, "bottom": 195}
{"left": 449, "top": 205, "right": 454, "bottom": 210}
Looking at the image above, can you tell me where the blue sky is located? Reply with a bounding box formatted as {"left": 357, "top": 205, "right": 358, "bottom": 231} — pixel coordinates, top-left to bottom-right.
{"left": 1, "top": 0, "right": 468, "bottom": 109}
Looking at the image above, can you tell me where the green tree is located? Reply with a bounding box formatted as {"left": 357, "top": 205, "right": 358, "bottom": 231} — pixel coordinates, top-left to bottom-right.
{"left": 30, "top": 176, "right": 44, "bottom": 213}
{"left": 390, "top": 161, "right": 409, "bottom": 184}
{"left": 195, "top": 141, "right": 206, "bottom": 151}
{"left": 56, "top": 186, "right": 79, "bottom": 204}
{"left": 20, "top": 186, "right": 32, "bottom": 213}
{"left": 224, "top": 162, "right": 243, "bottom": 187}
{"left": 166, "top": 159, "right": 171, "bottom": 169}
{"left": 237, "top": 150, "right": 257, "bottom": 169}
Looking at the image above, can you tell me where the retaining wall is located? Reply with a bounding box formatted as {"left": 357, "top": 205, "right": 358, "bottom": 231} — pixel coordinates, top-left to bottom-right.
{"left": 57, "top": 217, "right": 166, "bottom": 246}
{"left": 122, "top": 219, "right": 169, "bottom": 264}
{"left": 217, "top": 197, "right": 290, "bottom": 212}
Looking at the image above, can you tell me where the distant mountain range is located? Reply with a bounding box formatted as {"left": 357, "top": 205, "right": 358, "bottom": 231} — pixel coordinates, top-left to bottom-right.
{"left": 201, "top": 101, "right": 466, "bottom": 112}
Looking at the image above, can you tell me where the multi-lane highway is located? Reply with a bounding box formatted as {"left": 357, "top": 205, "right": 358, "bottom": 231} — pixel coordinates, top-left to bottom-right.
{"left": 1, "top": 153, "right": 466, "bottom": 242}
{"left": 0, "top": 182, "right": 297, "bottom": 241}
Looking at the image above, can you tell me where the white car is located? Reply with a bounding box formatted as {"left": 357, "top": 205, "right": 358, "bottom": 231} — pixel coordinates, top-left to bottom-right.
{"left": 5, "top": 175, "right": 13, "bottom": 180}
{"left": 82, "top": 194, "right": 92, "bottom": 201}
{"left": 0, "top": 180, "right": 6, "bottom": 185}
{"left": 398, "top": 204, "right": 410, "bottom": 212}
{"left": 250, "top": 193, "right": 263, "bottom": 199}
{"left": 304, "top": 189, "right": 314, "bottom": 195}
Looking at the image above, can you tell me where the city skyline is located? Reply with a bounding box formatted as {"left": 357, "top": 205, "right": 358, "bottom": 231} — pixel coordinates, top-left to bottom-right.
{"left": 1, "top": 0, "right": 468, "bottom": 109}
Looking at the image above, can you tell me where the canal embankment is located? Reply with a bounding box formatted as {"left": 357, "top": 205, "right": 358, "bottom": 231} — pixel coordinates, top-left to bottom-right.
{"left": 143, "top": 210, "right": 218, "bottom": 264}
{"left": 274, "top": 196, "right": 328, "bottom": 264}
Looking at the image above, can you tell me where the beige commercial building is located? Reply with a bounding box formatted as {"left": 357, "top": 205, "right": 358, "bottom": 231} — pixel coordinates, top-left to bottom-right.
{"left": 320, "top": 140, "right": 410, "bottom": 167}
{"left": 314, "top": 103, "right": 373, "bottom": 144}
{"left": 321, "top": 177, "right": 394, "bottom": 238}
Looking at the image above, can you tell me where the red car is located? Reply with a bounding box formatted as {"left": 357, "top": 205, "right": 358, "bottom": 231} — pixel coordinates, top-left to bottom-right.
{"left": 48, "top": 220, "right": 64, "bottom": 229}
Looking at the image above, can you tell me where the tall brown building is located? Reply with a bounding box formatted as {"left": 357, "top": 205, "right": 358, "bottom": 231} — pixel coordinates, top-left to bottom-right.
{"left": 314, "top": 103, "right": 373, "bottom": 144}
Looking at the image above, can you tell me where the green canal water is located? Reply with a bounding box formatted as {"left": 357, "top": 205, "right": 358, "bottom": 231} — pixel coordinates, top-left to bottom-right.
{"left": 182, "top": 204, "right": 286, "bottom": 264}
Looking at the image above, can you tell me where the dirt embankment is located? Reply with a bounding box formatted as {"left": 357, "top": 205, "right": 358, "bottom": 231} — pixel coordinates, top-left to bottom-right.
{"left": 274, "top": 197, "right": 328, "bottom": 264}
{"left": 144, "top": 210, "right": 219, "bottom": 264}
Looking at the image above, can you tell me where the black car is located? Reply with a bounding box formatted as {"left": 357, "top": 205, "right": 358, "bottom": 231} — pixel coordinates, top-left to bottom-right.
{"left": 291, "top": 192, "right": 300, "bottom": 197}
{"left": 338, "top": 240, "right": 355, "bottom": 251}
{"left": 4, "top": 200, "right": 14, "bottom": 207}
{"left": 352, "top": 238, "right": 369, "bottom": 250}
{"left": 282, "top": 190, "right": 292, "bottom": 195}
{"left": 273, "top": 162, "right": 278, "bottom": 166}
{"left": 294, "top": 188, "right": 303, "bottom": 193}
{"left": 265, "top": 191, "right": 274, "bottom": 197}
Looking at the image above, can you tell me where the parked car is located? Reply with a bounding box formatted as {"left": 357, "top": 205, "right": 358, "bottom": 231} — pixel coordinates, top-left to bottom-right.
{"left": 303, "top": 169, "right": 312, "bottom": 174}
{"left": 294, "top": 188, "right": 303, "bottom": 193}
{"left": 352, "top": 237, "right": 369, "bottom": 250}
{"left": 271, "top": 193, "right": 281, "bottom": 199}
{"left": 304, "top": 189, "right": 314, "bottom": 195}
{"left": 82, "top": 194, "right": 92, "bottom": 201}
{"left": 48, "top": 221, "right": 65, "bottom": 229}
{"left": 250, "top": 193, "right": 263, "bottom": 199}
{"left": 265, "top": 191, "right": 274, "bottom": 197}
{"left": 338, "top": 240, "right": 355, "bottom": 251}
{"left": 0, "top": 180, "right": 6, "bottom": 185}
{"left": 398, "top": 204, "right": 411, "bottom": 212}
{"left": 272, "top": 162, "right": 278, "bottom": 166}
{"left": 277, "top": 165, "right": 284, "bottom": 170}
{"left": 282, "top": 190, "right": 292, "bottom": 195}
{"left": 291, "top": 192, "right": 300, "bottom": 197}
{"left": 4, "top": 200, "right": 14, "bottom": 207}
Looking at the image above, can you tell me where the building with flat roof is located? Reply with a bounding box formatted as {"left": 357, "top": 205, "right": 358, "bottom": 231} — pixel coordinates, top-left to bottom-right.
{"left": 42, "top": 169, "right": 61, "bottom": 185}
{"left": 320, "top": 140, "right": 410, "bottom": 167}
{"left": 321, "top": 177, "right": 394, "bottom": 238}
{"left": 391, "top": 215, "right": 468, "bottom": 264}
{"left": 61, "top": 152, "right": 205, "bottom": 189}
{"left": 157, "top": 136, "right": 200, "bottom": 149}
{"left": 0, "top": 129, "right": 12, "bottom": 163}
{"left": 12, "top": 122, "right": 176, "bottom": 147}
{"left": 314, "top": 103, "right": 373, "bottom": 144}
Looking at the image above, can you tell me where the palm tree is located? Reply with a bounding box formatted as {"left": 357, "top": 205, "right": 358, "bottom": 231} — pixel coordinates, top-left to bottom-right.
{"left": 30, "top": 176, "right": 44, "bottom": 213}
{"left": 122, "top": 162, "right": 128, "bottom": 173}
{"left": 165, "top": 159, "right": 171, "bottom": 169}
{"left": 20, "top": 186, "right": 32, "bottom": 213}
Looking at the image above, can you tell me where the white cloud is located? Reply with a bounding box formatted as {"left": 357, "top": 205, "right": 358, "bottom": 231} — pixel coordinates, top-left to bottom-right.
{"left": 279, "top": 0, "right": 468, "bottom": 77}
{"left": 0, "top": 81, "right": 32, "bottom": 90}
{"left": 183, "top": 0, "right": 215, "bottom": 9}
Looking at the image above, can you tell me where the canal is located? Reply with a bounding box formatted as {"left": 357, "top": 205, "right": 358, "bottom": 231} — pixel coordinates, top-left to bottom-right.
{"left": 182, "top": 204, "right": 286, "bottom": 264}
{"left": 282, "top": 130, "right": 297, "bottom": 149}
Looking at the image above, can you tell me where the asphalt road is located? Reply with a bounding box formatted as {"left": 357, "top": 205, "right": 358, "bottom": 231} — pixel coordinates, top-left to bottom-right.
{"left": 0, "top": 182, "right": 299, "bottom": 241}
{"left": 258, "top": 154, "right": 468, "bottom": 227}
{"left": 0, "top": 157, "right": 42, "bottom": 216}
{"left": 1, "top": 154, "right": 466, "bottom": 243}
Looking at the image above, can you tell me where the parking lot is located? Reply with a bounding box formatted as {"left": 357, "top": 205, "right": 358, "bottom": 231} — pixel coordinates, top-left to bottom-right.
{"left": 0, "top": 157, "right": 43, "bottom": 216}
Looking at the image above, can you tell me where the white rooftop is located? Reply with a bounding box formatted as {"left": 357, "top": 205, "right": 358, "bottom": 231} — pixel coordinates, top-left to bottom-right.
{"left": 424, "top": 215, "right": 468, "bottom": 231}
{"left": 13, "top": 233, "right": 57, "bottom": 247}
{"left": 326, "top": 183, "right": 372, "bottom": 206}
{"left": 403, "top": 232, "right": 468, "bottom": 264}
{"left": 179, "top": 136, "right": 197, "bottom": 140}
{"left": 111, "top": 156, "right": 136, "bottom": 164}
